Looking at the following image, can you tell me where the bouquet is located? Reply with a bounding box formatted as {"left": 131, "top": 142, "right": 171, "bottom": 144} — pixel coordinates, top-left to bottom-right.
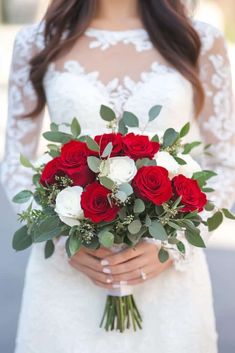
{"left": 12, "top": 104, "right": 235, "bottom": 332}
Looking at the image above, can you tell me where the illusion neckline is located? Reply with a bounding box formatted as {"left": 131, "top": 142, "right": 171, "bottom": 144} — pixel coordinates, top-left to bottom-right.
{"left": 84, "top": 27, "right": 148, "bottom": 35}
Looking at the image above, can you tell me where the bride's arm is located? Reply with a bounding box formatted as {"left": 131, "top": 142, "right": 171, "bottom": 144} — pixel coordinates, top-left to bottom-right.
{"left": 0, "top": 25, "right": 45, "bottom": 214}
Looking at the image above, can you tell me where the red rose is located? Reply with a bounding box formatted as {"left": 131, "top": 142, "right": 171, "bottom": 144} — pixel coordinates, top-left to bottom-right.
{"left": 94, "top": 133, "right": 123, "bottom": 157}
{"left": 172, "top": 174, "right": 207, "bottom": 212}
{"left": 60, "top": 140, "right": 93, "bottom": 168}
{"left": 66, "top": 165, "right": 96, "bottom": 188}
{"left": 81, "top": 182, "right": 119, "bottom": 223}
{"left": 132, "top": 166, "right": 172, "bottom": 205}
{"left": 40, "top": 157, "right": 65, "bottom": 186}
{"left": 122, "top": 133, "right": 160, "bottom": 160}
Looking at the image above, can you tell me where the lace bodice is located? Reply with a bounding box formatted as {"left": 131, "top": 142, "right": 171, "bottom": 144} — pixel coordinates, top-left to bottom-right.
{"left": 1, "top": 19, "right": 235, "bottom": 270}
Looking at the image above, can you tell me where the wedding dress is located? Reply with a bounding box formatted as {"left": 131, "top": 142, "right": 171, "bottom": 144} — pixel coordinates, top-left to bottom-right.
{"left": 1, "top": 18, "right": 235, "bottom": 353}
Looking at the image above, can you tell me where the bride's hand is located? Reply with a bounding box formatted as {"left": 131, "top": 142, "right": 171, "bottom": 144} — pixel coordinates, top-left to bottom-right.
{"left": 68, "top": 242, "right": 173, "bottom": 289}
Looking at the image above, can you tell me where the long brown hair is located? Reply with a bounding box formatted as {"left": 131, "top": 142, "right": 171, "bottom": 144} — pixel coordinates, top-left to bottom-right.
{"left": 28, "top": 0, "right": 204, "bottom": 117}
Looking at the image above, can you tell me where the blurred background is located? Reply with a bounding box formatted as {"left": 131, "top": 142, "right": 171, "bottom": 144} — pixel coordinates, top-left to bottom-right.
{"left": 0, "top": 0, "right": 235, "bottom": 352}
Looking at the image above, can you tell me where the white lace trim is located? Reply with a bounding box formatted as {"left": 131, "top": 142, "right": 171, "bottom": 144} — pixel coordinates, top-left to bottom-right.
{"left": 84, "top": 27, "right": 153, "bottom": 51}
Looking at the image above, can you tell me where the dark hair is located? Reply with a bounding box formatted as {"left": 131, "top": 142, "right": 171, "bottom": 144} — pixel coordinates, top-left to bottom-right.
{"left": 28, "top": 0, "right": 204, "bottom": 117}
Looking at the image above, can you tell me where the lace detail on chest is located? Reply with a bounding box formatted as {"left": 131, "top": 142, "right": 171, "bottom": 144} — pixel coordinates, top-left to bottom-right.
{"left": 84, "top": 27, "right": 153, "bottom": 51}
{"left": 44, "top": 60, "right": 177, "bottom": 117}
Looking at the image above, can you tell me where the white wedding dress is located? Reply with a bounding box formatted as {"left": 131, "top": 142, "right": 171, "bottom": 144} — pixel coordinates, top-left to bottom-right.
{"left": 1, "top": 18, "right": 235, "bottom": 353}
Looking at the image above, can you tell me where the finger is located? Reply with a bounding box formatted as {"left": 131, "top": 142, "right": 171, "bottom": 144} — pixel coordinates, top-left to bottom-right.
{"left": 83, "top": 246, "right": 114, "bottom": 259}
{"left": 92, "top": 279, "right": 114, "bottom": 290}
{"left": 103, "top": 242, "right": 150, "bottom": 266}
{"left": 111, "top": 263, "right": 156, "bottom": 282}
{"left": 75, "top": 264, "right": 113, "bottom": 285}
{"left": 107, "top": 254, "right": 150, "bottom": 275}
{"left": 69, "top": 252, "right": 104, "bottom": 273}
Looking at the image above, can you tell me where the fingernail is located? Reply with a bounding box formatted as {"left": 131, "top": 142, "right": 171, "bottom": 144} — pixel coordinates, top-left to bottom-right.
{"left": 101, "top": 259, "right": 109, "bottom": 266}
{"left": 103, "top": 267, "right": 111, "bottom": 274}
{"left": 106, "top": 277, "right": 113, "bottom": 284}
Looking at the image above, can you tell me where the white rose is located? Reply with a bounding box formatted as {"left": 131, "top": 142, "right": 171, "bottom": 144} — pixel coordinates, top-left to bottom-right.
{"left": 154, "top": 151, "right": 179, "bottom": 179}
{"left": 178, "top": 153, "right": 202, "bottom": 178}
{"left": 55, "top": 186, "right": 84, "bottom": 227}
{"left": 100, "top": 156, "right": 137, "bottom": 184}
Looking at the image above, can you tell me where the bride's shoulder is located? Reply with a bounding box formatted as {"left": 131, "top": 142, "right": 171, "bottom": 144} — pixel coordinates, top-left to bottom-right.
{"left": 191, "top": 19, "right": 226, "bottom": 54}
{"left": 13, "top": 21, "right": 45, "bottom": 57}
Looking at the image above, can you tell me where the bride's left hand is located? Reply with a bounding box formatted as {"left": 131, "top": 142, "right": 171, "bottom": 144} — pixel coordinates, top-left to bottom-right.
{"left": 92, "top": 241, "right": 173, "bottom": 289}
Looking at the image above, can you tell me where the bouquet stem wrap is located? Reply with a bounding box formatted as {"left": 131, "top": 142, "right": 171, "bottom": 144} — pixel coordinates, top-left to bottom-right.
{"left": 100, "top": 244, "right": 142, "bottom": 332}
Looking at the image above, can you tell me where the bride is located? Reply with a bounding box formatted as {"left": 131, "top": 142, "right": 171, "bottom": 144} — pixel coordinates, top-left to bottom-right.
{"left": 1, "top": 0, "right": 235, "bottom": 352}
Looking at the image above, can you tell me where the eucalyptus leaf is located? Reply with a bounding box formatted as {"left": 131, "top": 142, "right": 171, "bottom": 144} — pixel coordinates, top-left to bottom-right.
{"left": 71, "top": 118, "right": 81, "bottom": 137}
{"left": 101, "top": 142, "right": 113, "bottom": 158}
{"left": 20, "top": 154, "right": 34, "bottom": 169}
{"left": 185, "top": 229, "right": 206, "bottom": 248}
{"left": 163, "top": 128, "right": 179, "bottom": 147}
{"left": 99, "top": 176, "right": 115, "bottom": 190}
{"left": 100, "top": 105, "right": 116, "bottom": 122}
{"left": 99, "top": 231, "right": 114, "bottom": 248}
{"left": 122, "top": 111, "right": 139, "bottom": 127}
{"left": 44, "top": 239, "right": 55, "bottom": 259}
{"left": 12, "top": 190, "right": 33, "bottom": 204}
{"left": 149, "top": 221, "right": 168, "bottom": 241}
{"left": 145, "top": 214, "right": 152, "bottom": 227}
{"left": 128, "top": 219, "right": 142, "bottom": 234}
{"left": 173, "top": 156, "right": 187, "bottom": 165}
{"left": 222, "top": 208, "right": 235, "bottom": 220}
{"left": 50, "top": 122, "right": 59, "bottom": 132}
{"left": 179, "top": 122, "right": 190, "bottom": 138}
{"left": 148, "top": 105, "right": 162, "bottom": 122}
{"left": 151, "top": 134, "right": 159, "bottom": 143}
{"left": 182, "top": 141, "right": 201, "bottom": 154}
{"left": 87, "top": 156, "right": 101, "bottom": 173}
{"left": 158, "top": 248, "right": 169, "bottom": 263}
{"left": 43, "top": 131, "right": 73, "bottom": 144}
{"left": 33, "top": 215, "right": 64, "bottom": 242}
{"left": 207, "top": 211, "right": 224, "bottom": 232}
{"left": 119, "top": 183, "right": 133, "bottom": 196}
{"left": 12, "top": 225, "right": 32, "bottom": 251}
{"left": 134, "top": 199, "right": 145, "bottom": 213}
{"left": 85, "top": 136, "right": 100, "bottom": 152}
{"left": 177, "top": 241, "right": 186, "bottom": 254}
{"left": 118, "top": 119, "right": 128, "bottom": 135}
{"left": 69, "top": 234, "right": 82, "bottom": 256}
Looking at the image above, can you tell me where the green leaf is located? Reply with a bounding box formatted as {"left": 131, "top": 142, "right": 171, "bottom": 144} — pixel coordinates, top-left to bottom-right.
{"left": 33, "top": 215, "right": 63, "bottom": 242}
{"left": 173, "top": 156, "right": 187, "bottom": 165}
{"left": 122, "top": 111, "right": 139, "bottom": 127}
{"left": 44, "top": 240, "right": 55, "bottom": 259}
{"left": 65, "top": 237, "right": 71, "bottom": 257}
{"left": 12, "top": 225, "right": 32, "bottom": 251}
{"left": 202, "top": 187, "right": 214, "bottom": 193}
{"left": 158, "top": 248, "right": 169, "bottom": 263}
{"left": 118, "top": 119, "right": 128, "bottom": 135}
{"left": 149, "top": 221, "right": 168, "bottom": 241}
{"left": 12, "top": 190, "right": 33, "bottom": 204}
{"left": 168, "top": 221, "right": 182, "bottom": 231}
{"left": 193, "top": 170, "right": 217, "bottom": 181}
{"left": 148, "top": 105, "right": 162, "bottom": 122}
{"left": 185, "top": 229, "right": 206, "bottom": 248}
{"left": 115, "top": 190, "right": 127, "bottom": 203}
{"left": 20, "top": 154, "right": 34, "bottom": 169}
{"left": 145, "top": 214, "right": 152, "bottom": 226}
{"left": 128, "top": 219, "right": 142, "bottom": 234}
{"left": 43, "top": 131, "right": 73, "bottom": 144}
{"left": 182, "top": 141, "right": 201, "bottom": 154}
{"left": 151, "top": 134, "right": 159, "bottom": 143}
{"left": 163, "top": 128, "right": 179, "bottom": 147}
{"left": 99, "top": 231, "right": 114, "bottom": 248}
{"left": 100, "top": 105, "right": 116, "bottom": 122}
{"left": 222, "top": 208, "right": 235, "bottom": 220}
{"left": 134, "top": 199, "right": 145, "bottom": 213}
{"left": 33, "top": 174, "right": 41, "bottom": 186}
{"left": 50, "top": 122, "right": 59, "bottom": 132}
{"left": 69, "top": 234, "right": 82, "bottom": 256}
{"left": 179, "top": 122, "right": 190, "bottom": 138}
{"left": 71, "top": 117, "right": 81, "bottom": 137}
{"left": 87, "top": 156, "right": 101, "bottom": 173}
{"left": 99, "top": 176, "right": 115, "bottom": 190}
{"left": 101, "top": 142, "right": 113, "bottom": 158}
{"left": 177, "top": 241, "right": 186, "bottom": 254}
{"left": 85, "top": 136, "right": 100, "bottom": 152}
{"left": 119, "top": 183, "right": 133, "bottom": 196}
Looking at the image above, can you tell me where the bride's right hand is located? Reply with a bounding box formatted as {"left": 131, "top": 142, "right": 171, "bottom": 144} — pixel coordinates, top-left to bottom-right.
{"left": 68, "top": 247, "right": 114, "bottom": 285}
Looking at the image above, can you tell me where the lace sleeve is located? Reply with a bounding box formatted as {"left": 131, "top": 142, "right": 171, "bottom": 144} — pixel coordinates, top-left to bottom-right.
{"left": 196, "top": 22, "right": 235, "bottom": 209}
{"left": 0, "top": 24, "right": 45, "bottom": 213}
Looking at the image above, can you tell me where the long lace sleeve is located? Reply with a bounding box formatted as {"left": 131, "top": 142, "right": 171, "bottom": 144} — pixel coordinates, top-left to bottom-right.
{"left": 196, "top": 22, "right": 235, "bottom": 209}
{"left": 0, "top": 24, "right": 45, "bottom": 213}
{"left": 168, "top": 21, "right": 235, "bottom": 271}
